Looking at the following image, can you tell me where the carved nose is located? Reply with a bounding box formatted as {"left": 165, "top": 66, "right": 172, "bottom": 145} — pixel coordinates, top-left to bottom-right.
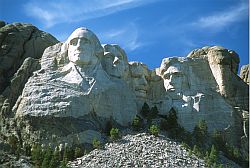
{"left": 139, "top": 76, "right": 147, "bottom": 86}
{"left": 113, "top": 57, "right": 119, "bottom": 65}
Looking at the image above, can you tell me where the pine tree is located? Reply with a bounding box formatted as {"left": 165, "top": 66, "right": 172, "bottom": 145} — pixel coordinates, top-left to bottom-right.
{"left": 167, "top": 108, "right": 178, "bottom": 129}
{"left": 92, "top": 138, "right": 101, "bottom": 149}
{"left": 110, "top": 128, "right": 120, "bottom": 141}
{"left": 209, "top": 145, "right": 218, "bottom": 164}
{"left": 41, "top": 147, "right": 53, "bottom": 168}
{"left": 149, "top": 105, "right": 159, "bottom": 119}
{"left": 140, "top": 102, "right": 150, "bottom": 118}
{"left": 60, "top": 157, "right": 68, "bottom": 168}
{"left": 74, "top": 147, "right": 82, "bottom": 158}
{"left": 132, "top": 116, "right": 142, "bottom": 130}
{"left": 31, "top": 144, "right": 43, "bottom": 167}
{"left": 193, "top": 119, "right": 208, "bottom": 146}
{"left": 49, "top": 147, "right": 60, "bottom": 168}
{"left": 149, "top": 125, "right": 159, "bottom": 136}
{"left": 61, "top": 147, "right": 69, "bottom": 168}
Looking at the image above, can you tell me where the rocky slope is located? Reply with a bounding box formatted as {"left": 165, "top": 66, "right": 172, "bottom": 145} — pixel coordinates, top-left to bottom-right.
{"left": 69, "top": 132, "right": 242, "bottom": 168}
{"left": 69, "top": 133, "right": 206, "bottom": 168}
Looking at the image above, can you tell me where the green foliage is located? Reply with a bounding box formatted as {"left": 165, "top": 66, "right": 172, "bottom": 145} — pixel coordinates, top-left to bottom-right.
{"left": 149, "top": 125, "right": 159, "bottom": 136}
{"left": 74, "top": 147, "right": 83, "bottom": 158}
{"left": 41, "top": 147, "right": 53, "bottom": 168}
{"left": 192, "top": 145, "right": 202, "bottom": 158}
{"left": 8, "top": 135, "right": 19, "bottom": 154}
{"left": 49, "top": 155, "right": 58, "bottom": 168}
{"left": 24, "top": 143, "right": 32, "bottom": 156}
{"left": 110, "top": 128, "right": 120, "bottom": 140}
{"left": 204, "top": 145, "right": 218, "bottom": 167}
{"left": 31, "top": 143, "right": 43, "bottom": 167}
{"left": 209, "top": 145, "right": 218, "bottom": 164}
{"left": 160, "top": 118, "right": 168, "bottom": 130}
{"left": 60, "top": 157, "right": 68, "bottom": 168}
{"left": 212, "top": 130, "right": 224, "bottom": 149}
{"left": 92, "top": 138, "right": 101, "bottom": 149}
{"left": 149, "top": 105, "right": 159, "bottom": 119}
{"left": 140, "top": 102, "right": 150, "bottom": 118}
{"left": 160, "top": 108, "right": 179, "bottom": 131}
{"left": 63, "top": 146, "right": 75, "bottom": 161}
{"left": 132, "top": 116, "right": 143, "bottom": 130}
{"left": 193, "top": 119, "right": 208, "bottom": 146}
{"left": 181, "top": 142, "right": 190, "bottom": 150}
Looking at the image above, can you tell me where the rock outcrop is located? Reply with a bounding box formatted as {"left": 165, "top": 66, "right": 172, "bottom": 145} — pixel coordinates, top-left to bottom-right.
{"left": 0, "top": 22, "right": 58, "bottom": 117}
{"left": 240, "top": 64, "right": 249, "bottom": 84}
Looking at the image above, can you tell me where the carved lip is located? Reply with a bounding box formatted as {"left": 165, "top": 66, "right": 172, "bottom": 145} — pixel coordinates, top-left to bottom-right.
{"left": 135, "top": 89, "right": 147, "bottom": 95}
{"left": 167, "top": 88, "right": 176, "bottom": 92}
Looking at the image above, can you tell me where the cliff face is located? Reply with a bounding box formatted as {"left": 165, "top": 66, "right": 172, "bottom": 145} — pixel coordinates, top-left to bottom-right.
{"left": 0, "top": 22, "right": 58, "bottom": 120}
{"left": 0, "top": 25, "right": 248, "bottom": 157}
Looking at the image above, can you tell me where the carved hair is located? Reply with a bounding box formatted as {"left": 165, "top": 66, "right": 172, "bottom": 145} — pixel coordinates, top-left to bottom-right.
{"left": 59, "top": 27, "right": 103, "bottom": 64}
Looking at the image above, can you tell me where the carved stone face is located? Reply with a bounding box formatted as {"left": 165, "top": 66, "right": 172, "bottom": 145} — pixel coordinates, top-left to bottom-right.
{"left": 162, "top": 63, "right": 187, "bottom": 92}
{"left": 102, "top": 44, "right": 128, "bottom": 78}
{"left": 67, "top": 28, "right": 100, "bottom": 66}
{"left": 130, "top": 63, "right": 149, "bottom": 98}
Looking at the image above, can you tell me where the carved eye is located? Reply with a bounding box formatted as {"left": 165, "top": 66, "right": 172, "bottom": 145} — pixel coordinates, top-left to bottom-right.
{"left": 70, "top": 38, "right": 78, "bottom": 46}
{"left": 163, "top": 73, "right": 170, "bottom": 79}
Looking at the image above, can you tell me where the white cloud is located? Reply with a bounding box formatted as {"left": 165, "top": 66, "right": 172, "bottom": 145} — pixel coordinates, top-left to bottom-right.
{"left": 23, "top": 0, "right": 158, "bottom": 28}
{"left": 99, "top": 23, "right": 144, "bottom": 51}
{"left": 192, "top": 2, "right": 248, "bottom": 30}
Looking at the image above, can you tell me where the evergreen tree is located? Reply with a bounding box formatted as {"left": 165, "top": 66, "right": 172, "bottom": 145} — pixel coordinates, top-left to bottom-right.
{"left": 149, "top": 125, "right": 159, "bottom": 136}
{"left": 209, "top": 145, "right": 218, "bottom": 164}
{"left": 132, "top": 116, "right": 142, "bottom": 130}
{"left": 212, "top": 130, "right": 225, "bottom": 150}
{"left": 149, "top": 105, "right": 159, "bottom": 119}
{"left": 60, "top": 157, "right": 68, "bottom": 168}
{"left": 92, "top": 138, "right": 101, "bottom": 149}
{"left": 63, "top": 146, "right": 74, "bottom": 161}
{"left": 140, "top": 102, "right": 150, "bottom": 118}
{"left": 31, "top": 144, "right": 43, "bottom": 167}
{"left": 41, "top": 147, "right": 53, "bottom": 168}
{"left": 49, "top": 147, "right": 60, "bottom": 168}
{"left": 8, "top": 135, "right": 18, "bottom": 154}
{"left": 193, "top": 119, "right": 208, "bottom": 146}
{"left": 110, "top": 128, "right": 120, "bottom": 140}
{"left": 166, "top": 108, "right": 178, "bottom": 129}
{"left": 192, "top": 145, "right": 202, "bottom": 158}
{"left": 61, "top": 147, "right": 69, "bottom": 168}
{"left": 74, "top": 147, "right": 82, "bottom": 158}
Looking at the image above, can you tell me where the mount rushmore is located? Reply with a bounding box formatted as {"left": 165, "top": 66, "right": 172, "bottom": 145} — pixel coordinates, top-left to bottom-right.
{"left": 0, "top": 24, "right": 248, "bottom": 154}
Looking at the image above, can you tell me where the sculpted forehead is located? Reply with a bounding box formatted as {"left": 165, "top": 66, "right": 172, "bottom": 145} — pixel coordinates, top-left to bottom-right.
{"left": 165, "top": 64, "right": 182, "bottom": 74}
{"left": 130, "top": 62, "right": 149, "bottom": 77}
{"left": 68, "top": 28, "right": 96, "bottom": 41}
{"left": 103, "top": 44, "right": 128, "bottom": 61}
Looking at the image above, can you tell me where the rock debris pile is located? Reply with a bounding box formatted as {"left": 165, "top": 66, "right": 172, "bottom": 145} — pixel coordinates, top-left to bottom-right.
{"left": 69, "top": 133, "right": 205, "bottom": 168}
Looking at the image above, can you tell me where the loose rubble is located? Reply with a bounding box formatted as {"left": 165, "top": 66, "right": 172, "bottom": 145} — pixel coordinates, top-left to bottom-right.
{"left": 69, "top": 133, "right": 205, "bottom": 168}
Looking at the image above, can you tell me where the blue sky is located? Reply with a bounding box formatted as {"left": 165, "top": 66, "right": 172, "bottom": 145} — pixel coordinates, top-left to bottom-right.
{"left": 0, "top": 0, "right": 249, "bottom": 71}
